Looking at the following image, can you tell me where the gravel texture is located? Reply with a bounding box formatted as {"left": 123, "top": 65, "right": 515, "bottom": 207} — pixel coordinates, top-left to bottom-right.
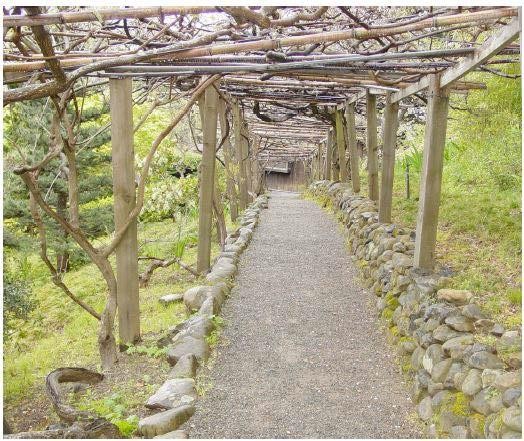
{"left": 186, "top": 191, "right": 422, "bottom": 438}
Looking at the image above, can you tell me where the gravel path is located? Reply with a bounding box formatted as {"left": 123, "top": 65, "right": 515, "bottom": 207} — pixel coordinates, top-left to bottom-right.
{"left": 187, "top": 191, "right": 422, "bottom": 438}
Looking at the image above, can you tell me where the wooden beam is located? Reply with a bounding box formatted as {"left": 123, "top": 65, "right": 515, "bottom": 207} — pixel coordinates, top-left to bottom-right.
{"left": 197, "top": 86, "right": 218, "bottom": 274}
{"left": 324, "top": 130, "right": 332, "bottom": 180}
{"left": 218, "top": 97, "right": 239, "bottom": 222}
{"left": 414, "top": 74, "right": 450, "bottom": 270}
{"left": 378, "top": 93, "right": 399, "bottom": 223}
{"left": 345, "top": 102, "right": 360, "bottom": 193}
{"left": 335, "top": 109, "right": 348, "bottom": 182}
{"left": 366, "top": 90, "right": 379, "bottom": 201}
{"left": 441, "top": 17, "right": 521, "bottom": 87}
{"left": 109, "top": 78, "right": 140, "bottom": 345}
{"left": 391, "top": 17, "right": 521, "bottom": 103}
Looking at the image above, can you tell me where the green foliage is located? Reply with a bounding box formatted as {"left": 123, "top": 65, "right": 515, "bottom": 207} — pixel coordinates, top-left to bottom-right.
{"left": 125, "top": 344, "right": 167, "bottom": 358}
{"left": 76, "top": 391, "right": 139, "bottom": 438}
{"left": 3, "top": 274, "right": 35, "bottom": 338}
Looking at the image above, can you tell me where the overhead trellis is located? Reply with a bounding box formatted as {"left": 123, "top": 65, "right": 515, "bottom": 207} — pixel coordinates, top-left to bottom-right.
{"left": 2, "top": 5, "right": 521, "bottom": 380}
{"left": 3, "top": 5, "right": 519, "bottom": 162}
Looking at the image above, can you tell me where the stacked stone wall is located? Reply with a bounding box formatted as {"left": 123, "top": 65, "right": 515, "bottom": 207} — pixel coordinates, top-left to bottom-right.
{"left": 138, "top": 194, "right": 269, "bottom": 438}
{"left": 309, "top": 180, "right": 521, "bottom": 439}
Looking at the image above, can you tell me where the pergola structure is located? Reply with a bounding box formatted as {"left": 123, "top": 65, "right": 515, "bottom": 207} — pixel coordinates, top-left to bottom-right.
{"left": 3, "top": 6, "right": 521, "bottom": 351}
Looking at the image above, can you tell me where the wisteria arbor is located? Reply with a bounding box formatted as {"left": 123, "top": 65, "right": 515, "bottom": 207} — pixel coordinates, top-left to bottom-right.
{"left": 3, "top": 6, "right": 520, "bottom": 375}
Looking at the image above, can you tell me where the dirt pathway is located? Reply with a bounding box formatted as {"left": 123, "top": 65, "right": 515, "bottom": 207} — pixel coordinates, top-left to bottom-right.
{"left": 186, "top": 191, "right": 421, "bottom": 438}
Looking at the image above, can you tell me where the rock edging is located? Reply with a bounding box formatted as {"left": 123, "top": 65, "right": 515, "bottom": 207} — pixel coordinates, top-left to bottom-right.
{"left": 308, "top": 180, "right": 521, "bottom": 439}
{"left": 138, "top": 194, "right": 270, "bottom": 438}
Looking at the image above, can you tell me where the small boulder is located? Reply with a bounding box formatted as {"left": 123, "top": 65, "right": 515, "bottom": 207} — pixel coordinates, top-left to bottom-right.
{"left": 431, "top": 358, "right": 453, "bottom": 383}
{"left": 445, "top": 315, "right": 474, "bottom": 332}
{"left": 437, "top": 289, "right": 473, "bottom": 305}
{"left": 450, "top": 425, "right": 469, "bottom": 439}
{"left": 418, "top": 396, "right": 433, "bottom": 421}
{"left": 470, "top": 389, "right": 492, "bottom": 416}
{"left": 168, "top": 354, "right": 197, "bottom": 379}
{"left": 502, "top": 388, "right": 521, "bottom": 407}
{"left": 468, "top": 351, "right": 504, "bottom": 370}
{"left": 146, "top": 379, "right": 197, "bottom": 410}
{"left": 159, "top": 293, "right": 184, "bottom": 305}
{"left": 461, "top": 303, "right": 485, "bottom": 320}
{"left": 167, "top": 336, "right": 210, "bottom": 366}
{"left": 493, "top": 371, "right": 521, "bottom": 391}
{"left": 138, "top": 405, "right": 195, "bottom": 438}
{"left": 461, "top": 369, "right": 482, "bottom": 396}
{"left": 442, "top": 334, "right": 474, "bottom": 358}
{"left": 502, "top": 406, "right": 521, "bottom": 432}
{"left": 433, "top": 324, "right": 462, "bottom": 342}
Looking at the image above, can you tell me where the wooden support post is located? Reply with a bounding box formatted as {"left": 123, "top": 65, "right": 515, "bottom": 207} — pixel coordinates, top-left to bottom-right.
{"left": 109, "top": 78, "right": 140, "bottom": 345}
{"left": 317, "top": 143, "right": 322, "bottom": 180}
{"left": 366, "top": 90, "right": 379, "bottom": 201}
{"left": 379, "top": 93, "right": 399, "bottom": 223}
{"left": 218, "top": 98, "right": 238, "bottom": 222}
{"left": 414, "top": 74, "right": 450, "bottom": 270}
{"left": 335, "top": 109, "right": 348, "bottom": 182}
{"left": 233, "top": 100, "right": 248, "bottom": 210}
{"left": 251, "top": 136, "right": 262, "bottom": 195}
{"left": 331, "top": 123, "right": 340, "bottom": 181}
{"left": 323, "top": 134, "right": 332, "bottom": 180}
{"left": 242, "top": 123, "right": 252, "bottom": 200}
{"left": 345, "top": 102, "right": 360, "bottom": 193}
{"left": 197, "top": 85, "right": 218, "bottom": 274}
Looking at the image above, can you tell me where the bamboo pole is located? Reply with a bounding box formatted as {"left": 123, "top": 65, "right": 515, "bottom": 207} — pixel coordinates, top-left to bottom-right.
{"left": 197, "top": 86, "right": 218, "bottom": 274}
{"left": 345, "top": 102, "right": 360, "bottom": 193}
{"left": 366, "top": 90, "right": 379, "bottom": 201}
{"left": 378, "top": 93, "right": 399, "bottom": 223}
{"left": 109, "top": 78, "right": 140, "bottom": 346}
{"left": 335, "top": 109, "right": 348, "bottom": 182}
{"left": 4, "top": 6, "right": 216, "bottom": 27}
{"left": 4, "top": 8, "right": 517, "bottom": 74}
{"left": 414, "top": 74, "right": 450, "bottom": 270}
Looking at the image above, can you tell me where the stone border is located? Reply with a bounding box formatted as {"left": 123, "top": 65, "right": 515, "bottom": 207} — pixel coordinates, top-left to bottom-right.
{"left": 137, "top": 194, "right": 270, "bottom": 439}
{"left": 308, "top": 180, "right": 521, "bottom": 439}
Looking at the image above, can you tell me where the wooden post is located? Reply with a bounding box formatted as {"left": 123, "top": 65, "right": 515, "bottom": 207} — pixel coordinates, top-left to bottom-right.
{"left": 379, "top": 93, "right": 400, "bottom": 223}
{"left": 109, "top": 78, "right": 140, "bottom": 345}
{"left": 345, "top": 102, "right": 360, "bottom": 193}
{"left": 251, "top": 135, "right": 262, "bottom": 194}
{"left": 414, "top": 74, "right": 450, "bottom": 270}
{"left": 317, "top": 143, "right": 322, "bottom": 180}
{"left": 233, "top": 100, "right": 248, "bottom": 210}
{"left": 197, "top": 85, "right": 218, "bottom": 274}
{"left": 331, "top": 124, "right": 340, "bottom": 182}
{"left": 242, "top": 123, "right": 252, "bottom": 200}
{"left": 218, "top": 98, "right": 238, "bottom": 222}
{"left": 367, "top": 91, "right": 379, "bottom": 201}
{"left": 335, "top": 108, "right": 348, "bottom": 182}
{"left": 324, "top": 134, "right": 332, "bottom": 180}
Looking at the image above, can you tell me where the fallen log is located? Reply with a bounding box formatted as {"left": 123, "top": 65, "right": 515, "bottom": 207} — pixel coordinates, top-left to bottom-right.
{"left": 5, "top": 368, "right": 121, "bottom": 439}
